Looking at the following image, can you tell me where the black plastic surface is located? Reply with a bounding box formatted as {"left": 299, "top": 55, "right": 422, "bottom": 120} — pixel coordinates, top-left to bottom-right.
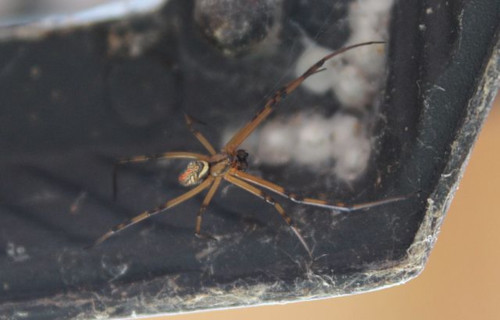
{"left": 0, "top": 0, "right": 499, "bottom": 319}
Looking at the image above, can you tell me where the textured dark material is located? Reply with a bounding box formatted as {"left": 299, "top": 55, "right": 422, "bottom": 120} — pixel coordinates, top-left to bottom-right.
{"left": 0, "top": 0, "right": 499, "bottom": 319}
{"left": 194, "top": 0, "right": 279, "bottom": 56}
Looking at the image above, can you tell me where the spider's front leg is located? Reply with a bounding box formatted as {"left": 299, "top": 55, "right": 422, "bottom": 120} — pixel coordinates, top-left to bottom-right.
{"left": 223, "top": 41, "right": 384, "bottom": 153}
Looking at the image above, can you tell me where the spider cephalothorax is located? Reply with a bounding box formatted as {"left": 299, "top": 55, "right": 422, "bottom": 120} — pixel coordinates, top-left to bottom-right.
{"left": 97, "top": 41, "right": 409, "bottom": 257}
{"left": 235, "top": 149, "right": 249, "bottom": 171}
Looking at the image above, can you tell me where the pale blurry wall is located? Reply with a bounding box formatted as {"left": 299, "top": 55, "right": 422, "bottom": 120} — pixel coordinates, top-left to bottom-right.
{"left": 148, "top": 92, "right": 500, "bottom": 320}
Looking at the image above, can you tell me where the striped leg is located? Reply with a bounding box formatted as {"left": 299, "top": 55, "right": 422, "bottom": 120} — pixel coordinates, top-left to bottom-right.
{"left": 224, "top": 174, "right": 312, "bottom": 257}
{"left": 195, "top": 176, "right": 222, "bottom": 239}
{"left": 113, "top": 151, "right": 209, "bottom": 200}
{"left": 231, "top": 170, "right": 408, "bottom": 212}
{"left": 223, "top": 41, "right": 385, "bottom": 153}
{"left": 184, "top": 113, "right": 217, "bottom": 155}
{"left": 91, "top": 176, "right": 214, "bottom": 248}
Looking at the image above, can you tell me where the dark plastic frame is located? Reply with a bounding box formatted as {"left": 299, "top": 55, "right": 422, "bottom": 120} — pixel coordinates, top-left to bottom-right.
{"left": 0, "top": 1, "right": 499, "bottom": 319}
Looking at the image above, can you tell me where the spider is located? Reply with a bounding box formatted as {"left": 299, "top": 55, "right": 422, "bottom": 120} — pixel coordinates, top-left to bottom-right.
{"left": 93, "top": 41, "right": 408, "bottom": 257}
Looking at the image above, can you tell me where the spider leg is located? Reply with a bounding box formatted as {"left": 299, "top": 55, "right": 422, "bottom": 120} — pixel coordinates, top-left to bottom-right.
{"left": 224, "top": 174, "right": 312, "bottom": 257}
{"left": 184, "top": 113, "right": 217, "bottom": 155}
{"left": 195, "top": 176, "right": 222, "bottom": 239}
{"left": 231, "top": 170, "right": 409, "bottom": 212}
{"left": 113, "top": 151, "right": 210, "bottom": 200}
{"left": 224, "top": 41, "right": 385, "bottom": 153}
{"left": 91, "top": 176, "right": 215, "bottom": 248}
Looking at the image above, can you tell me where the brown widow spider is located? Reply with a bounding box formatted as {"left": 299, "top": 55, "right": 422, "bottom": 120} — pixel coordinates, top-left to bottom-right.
{"left": 93, "top": 41, "right": 408, "bottom": 257}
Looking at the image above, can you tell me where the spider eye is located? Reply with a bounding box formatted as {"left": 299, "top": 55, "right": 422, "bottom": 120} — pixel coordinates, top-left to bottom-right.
{"left": 178, "top": 160, "right": 209, "bottom": 187}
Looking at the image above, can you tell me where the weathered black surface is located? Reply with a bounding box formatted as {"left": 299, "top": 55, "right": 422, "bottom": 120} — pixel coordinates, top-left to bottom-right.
{"left": 0, "top": 0, "right": 499, "bottom": 319}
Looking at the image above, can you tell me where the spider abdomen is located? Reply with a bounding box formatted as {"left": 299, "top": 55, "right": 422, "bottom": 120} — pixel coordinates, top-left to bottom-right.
{"left": 178, "top": 160, "right": 209, "bottom": 186}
